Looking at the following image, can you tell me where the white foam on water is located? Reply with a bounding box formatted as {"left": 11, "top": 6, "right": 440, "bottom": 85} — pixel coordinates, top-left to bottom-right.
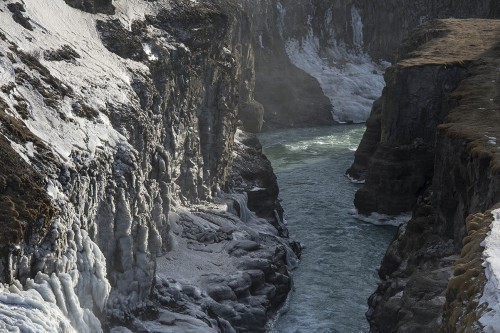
{"left": 349, "top": 209, "right": 411, "bottom": 227}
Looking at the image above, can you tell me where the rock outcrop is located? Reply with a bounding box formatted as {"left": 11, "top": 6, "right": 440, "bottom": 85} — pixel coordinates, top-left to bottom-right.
{"left": 348, "top": 46, "right": 468, "bottom": 215}
{"left": 0, "top": 1, "right": 298, "bottom": 332}
{"left": 64, "top": 0, "right": 115, "bottom": 14}
{"left": 348, "top": 19, "right": 500, "bottom": 332}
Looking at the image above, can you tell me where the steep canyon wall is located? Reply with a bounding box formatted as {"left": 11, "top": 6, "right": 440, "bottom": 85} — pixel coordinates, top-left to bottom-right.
{"left": 348, "top": 19, "right": 500, "bottom": 332}
{"left": 0, "top": 1, "right": 298, "bottom": 332}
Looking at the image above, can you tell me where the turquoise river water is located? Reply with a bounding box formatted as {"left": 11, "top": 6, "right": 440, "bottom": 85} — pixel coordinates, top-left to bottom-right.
{"left": 258, "top": 125, "right": 397, "bottom": 333}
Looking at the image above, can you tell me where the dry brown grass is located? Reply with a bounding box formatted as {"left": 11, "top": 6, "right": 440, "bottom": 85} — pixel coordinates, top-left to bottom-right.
{"left": 398, "top": 19, "right": 500, "bottom": 174}
{"left": 398, "top": 19, "right": 500, "bottom": 67}
{"left": 442, "top": 209, "right": 495, "bottom": 332}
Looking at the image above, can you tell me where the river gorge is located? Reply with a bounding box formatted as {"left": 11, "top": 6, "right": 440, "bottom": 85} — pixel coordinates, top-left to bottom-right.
{"left": 0, "top": 0, "right": 500, "bottom": 332}
{"left": 260, "top": 126, "right": 396, "bottom": 332}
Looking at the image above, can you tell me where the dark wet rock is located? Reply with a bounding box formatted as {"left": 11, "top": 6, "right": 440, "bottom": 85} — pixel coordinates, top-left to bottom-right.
{"left": 227, "top": 272, "right": 252, "bottom": 297}
{"left": 96, "top": 20, "right": 146, "bottom": 61}
{"left": 205, "top": 300, "right": 241, "bottom": 322}
{"left": 231, "top": 131, "right": 290, "bottom": 238}
{"left": 237, "top": 258, "right": 271, "bottom": 274}
{"left": 244, "top": 270, "right": 266, "bottom": 288}
{"left": 253, "top": 284, "right": 276, "bottom": 299}
{"left": 63, "top": 0, "right": 115, "bottom": 14}
{"left": 350, "top": 58, "right": 467, "bottom": 215}
{"left": 346, "top": 98, "right": 382, "bottom": 180}
{"left": 239, "top": 100, "right": 264, "bottom": 133}
{"left": 227, "top": 240, "right": 261, "bottom": 255}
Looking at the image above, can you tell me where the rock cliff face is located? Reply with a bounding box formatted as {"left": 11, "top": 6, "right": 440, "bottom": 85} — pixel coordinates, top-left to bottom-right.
{"left": 239, "top": 0, "right": 387, "bottom": 130}
{"left": 238, "top": 0, "right": 333, "bottom": 131}
{"left": 237, "top": 0, "right": 499, "bottom": 131}
{"left": 348, "top": 19, "right": 500, "bottom": 332}
{"left": 0, "top": 1, "right": 297, "bottom": 332}
{"left": 349, "top": 60, "right": 467, "bottom": 215}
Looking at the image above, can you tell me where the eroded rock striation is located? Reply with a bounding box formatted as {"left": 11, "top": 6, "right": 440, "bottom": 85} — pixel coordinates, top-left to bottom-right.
{"left": 348, "top": 19, "right": 500, "bottom": 332}
{"left": 0, "top": 1, "right": 298, "bottom": 332}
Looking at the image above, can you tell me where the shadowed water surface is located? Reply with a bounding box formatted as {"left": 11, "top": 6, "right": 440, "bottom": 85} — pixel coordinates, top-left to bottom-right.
{"left": 258, "top": 125, "right": 396, "bottom": 333}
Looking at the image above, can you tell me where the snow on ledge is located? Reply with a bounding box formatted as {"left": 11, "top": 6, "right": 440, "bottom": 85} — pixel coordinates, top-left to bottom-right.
{"left": 346, "top": 173, "right": 365, "bottom": 184}
{"left": 349, "top": 209, "right": 411, "bottom": 227}
{"left": 479, "top": 208, "right": 500, "bottom": 332}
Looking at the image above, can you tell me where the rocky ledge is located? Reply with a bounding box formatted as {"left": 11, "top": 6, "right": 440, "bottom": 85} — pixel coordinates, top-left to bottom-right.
{"left": 348, "top": 19, "right": 500, "bottom": 332}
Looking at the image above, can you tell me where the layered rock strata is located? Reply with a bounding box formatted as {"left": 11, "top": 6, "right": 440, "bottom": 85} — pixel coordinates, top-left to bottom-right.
{"left": 0, "top": 1, "right": 297, "bottom": 332}
{"left": 348, "top": 19, "right": 500, "bottom": 332}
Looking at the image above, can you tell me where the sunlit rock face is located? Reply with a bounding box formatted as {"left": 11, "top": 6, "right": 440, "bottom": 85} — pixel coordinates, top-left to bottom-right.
{"left": 0, "top": 1, "right": 298, "bottom": 332}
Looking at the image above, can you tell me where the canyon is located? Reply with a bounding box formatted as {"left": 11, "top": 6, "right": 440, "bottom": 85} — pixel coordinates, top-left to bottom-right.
{"left": 1, "top": 0, "right": 500, "bottom": 332}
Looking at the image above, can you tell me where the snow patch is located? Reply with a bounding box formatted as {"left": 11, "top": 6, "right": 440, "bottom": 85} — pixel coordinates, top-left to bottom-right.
{"left": 0, "top": 281, "right": 76, "bottom": 333}
{"left": 284, "top": 10, "right": 387, "bottom": 123}
{"left": 479, "top": 208, "right": 500, "bottom": 332}
{"left": 351, "top": 6, "right": 364, "bottom": 50}
{"left": 143, "top": 43, "right": 158, "bottom": 61}
{"left": 486, "top": 135, "right": 497, "bottom": 145}
{"left": 10, "top": 140, "right": 31, "bottom": 164}
{"left": 0, "top": 0, "right": 139, "bottom": 165}
{"left": 25, "top": 141, "right": 35, "bottom": 157}
{"left": 258, "top": 34, "right": 264, "bottom": 48}
{"left": 346, "top": 174, "right": 365, "bottom": 184}
{"left": 0, "top": 272, "right": 105, "bottom": 333}
{"left": 276, "top": 1, "right": 286, "bottom": 39}
{"left": 112, "top": 0, "right": 163, "bottom": 31}
{"left": 46, "top": 179, "right": 67, "bottom": 201}
{"left": 0, "top": 56, "right": 15, "bottom": 84}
